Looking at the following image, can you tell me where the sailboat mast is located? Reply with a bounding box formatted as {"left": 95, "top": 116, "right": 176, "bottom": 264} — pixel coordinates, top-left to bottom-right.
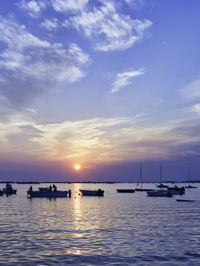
{"left": 160, "top": 165, "right": 162, "bottom": 184}
{"left": 188, "top": 167, "right": 191, "bottom": 182}
{"left": 140, "top": 163, "right": 143, "bottom": 189}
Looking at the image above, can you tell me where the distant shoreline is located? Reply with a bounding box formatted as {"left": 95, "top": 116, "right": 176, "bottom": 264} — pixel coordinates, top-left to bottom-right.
{"left": 0, "top": 181, "right": 199, "bottom": 184}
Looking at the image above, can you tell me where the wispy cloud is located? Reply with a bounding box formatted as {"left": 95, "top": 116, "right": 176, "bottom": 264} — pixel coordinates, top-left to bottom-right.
{"left": 66, "top": 1, "right": 152, "bottom": 51}
{"left": 181, "top": 79, "right": 200, "bottom": 101}
{"left": 110, "top": 69, "right": 144, "bottom": 94}
{"left": 0, "top": 17, "right": 89, "bottom": 110}
{"left": 1, "top": 113, "right": 200, "bottom": 166}
{"left": 17, "top": 0, "right": 152, "bottom": 52}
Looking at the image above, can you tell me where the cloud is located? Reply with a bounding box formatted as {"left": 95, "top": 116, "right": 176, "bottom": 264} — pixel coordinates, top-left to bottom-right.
{"left": 1, "top": 112, "right": 200, "bottom": 167}
{"left": 110, "top": 69, "right": 144, "bottom": 94}
{"left": 181, "top": 79, "right": 200, "bottom": 101}
{"left": 124, "top": 0, "right": 144, "bottom": 8}
{"left": 17, "top": 0, "right": 46, "bottom": 17}
{"left": 0, "top": 17, "right": 89, "bottom": 110}
{"left": 40, "top": 18, "right": 58, "bottom": 31}
{"left": 67, "top": 1, "right": 152, "bottom": 51}
{"left": 51, "top": 0, "right": 89, "bottom": 13}
{"left": 20, "top": 116, "right": 195, "bottom": 164}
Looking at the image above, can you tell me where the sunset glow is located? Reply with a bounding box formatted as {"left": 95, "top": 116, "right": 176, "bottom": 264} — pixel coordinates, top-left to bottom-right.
{"left": 0, "top": 1, "right": 200, "bottom": 182}
{"left": 74, "top": 164, "right": 81, "bottom": 171}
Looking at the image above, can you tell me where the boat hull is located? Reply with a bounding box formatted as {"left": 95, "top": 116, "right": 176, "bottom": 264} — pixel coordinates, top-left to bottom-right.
{"left": 2, "top": 188, "right": 17, "bottom": 195}
{"left": 147, "top": 190, "right": 173, "bottom": 197}
{"left": 117, "top": 189, "right": 135, "bottom": 193}
{"left": 157, "top": 184, "right": 169, "bottom": 188}
{"left": 27, "top": 190, "right": 68, "bottom": 198}
{"left": 168, "top": 187, "right": 185, "bottom": 195}
{"left": 80, "top": 189, "right": 104, "bottom": 196}
{"left": 135, "top": 188, "right": 153, "bottom": 192}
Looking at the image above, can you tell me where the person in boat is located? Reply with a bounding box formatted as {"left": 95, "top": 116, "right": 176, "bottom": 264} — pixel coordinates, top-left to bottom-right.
{"left": 53, "top": 184, "right": 57, "bottom": 191}
{"left": 49, "top": 185, "right": 52, "bottom": 191}
{"left": 28, "top": 186, "right": 33, "bottom": 192}
{"left": 6, "top": 183, "right": 12, "bottom": 193}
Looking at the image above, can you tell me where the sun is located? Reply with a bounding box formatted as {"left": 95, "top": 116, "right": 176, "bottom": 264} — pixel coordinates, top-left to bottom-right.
{"left": 74, "top": 163, "right": 81, "bottom": 171}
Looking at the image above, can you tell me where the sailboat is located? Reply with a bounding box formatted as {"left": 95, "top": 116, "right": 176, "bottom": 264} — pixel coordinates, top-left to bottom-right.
{"left": 185, "top": 168, "right": 197, "bottom": 189}
{"left": 157, "top": 165, "right": 168, "bottom": 188}
{"left": 135, "top": 163, "right": 152, "bottom": 192}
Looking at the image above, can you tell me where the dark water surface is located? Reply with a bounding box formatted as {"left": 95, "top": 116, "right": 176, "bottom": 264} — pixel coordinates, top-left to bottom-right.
{"left": 0, "top": 183, "right": 200, "bottom": 265}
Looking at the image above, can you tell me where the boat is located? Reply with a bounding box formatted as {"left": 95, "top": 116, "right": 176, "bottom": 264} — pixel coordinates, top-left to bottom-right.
{"left": 176, "top": 199, "right": 196, "bottom": 202}
{"left": 185, "top": 184, "right": 197, "bottom": 189}
{"left": 135, "top": 188, "right": 153, "bottom": 192}
{"left": 157, "top": 183, "right": 169, "bottom": 188}
{"left": 80, "top": 189, "right": 104, "bottom": 196}
{"left": 184, "top": 168, "right": 197, "bottom": 189}
{"left": 135, "top": 163, "right": 153, "bottom": 192}
{"left": 147, "top": 189, "right": 173, "bottom": 197}
{"left": 27, "top": 186, "right": 71, "bottom": 198}
{"left": 167, "top": 186, "right": 185, "bottom": 195}
{"left": 117, "top": 189, "right": 135, "bottom": 193}
{"left": 157, "top": 165, "right": 169, "bottom": 188}
{"left": 2, "top": 183, "right": 17, "bottom": 195}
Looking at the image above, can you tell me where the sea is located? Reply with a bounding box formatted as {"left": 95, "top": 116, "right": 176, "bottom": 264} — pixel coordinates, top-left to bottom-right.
{"left": 0, "top": 182, "right": 200, "bottom": 265}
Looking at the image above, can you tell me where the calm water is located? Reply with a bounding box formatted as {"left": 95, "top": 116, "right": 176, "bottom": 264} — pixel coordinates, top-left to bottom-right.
{"left": 0, "top": 183, "right": 200, "bottom": 265}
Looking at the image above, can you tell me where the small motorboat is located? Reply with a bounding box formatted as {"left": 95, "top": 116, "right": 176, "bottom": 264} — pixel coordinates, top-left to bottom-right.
{"left": 2, "top": 183, "right": 17, "bottom": 195}
{"left": 27, "top": 185, "right": 71, "bottom": 198}
{"left": 176, "top": 199, "right": 196, "bottom": 202}
{"left": 147, "top": 189, "right": 173, "bottom": 197}
{"left": 167, "top": 186, "right": 185, "bottom": 195}
{"left": 135, "top": 188, "right": 153, "bottom": 192}
{"left": 80, "top": 189, "right": 104, "bottom": 196}
{"left": 157, "top": 183, "right": 169, "bottom": 188}
{"left": 117, "top": 189, "right": 135, "bottom": 193}
{"left": 184, "top": 184, "right": 197, "bottom": 189}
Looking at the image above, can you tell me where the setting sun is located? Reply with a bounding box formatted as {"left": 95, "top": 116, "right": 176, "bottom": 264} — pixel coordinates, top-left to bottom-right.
{"left": 74, "top": 163, "right": 81, "bottom": 171}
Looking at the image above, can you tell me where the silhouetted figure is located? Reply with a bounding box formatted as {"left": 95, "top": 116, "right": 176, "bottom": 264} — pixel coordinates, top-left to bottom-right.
{"left": 49, "top": 185, "right": 52, "bottom": 192}
{"left": 53, "top": 184, "right": 57, "bottom": 191}
{"left": 29, "top": 186, "right": 33, "bottom": 192}
{"left": 69, "top": 190, "right": 71, "bottom": 198}
{"left": 6, "top": 183, "right": 12, "bottom": 193}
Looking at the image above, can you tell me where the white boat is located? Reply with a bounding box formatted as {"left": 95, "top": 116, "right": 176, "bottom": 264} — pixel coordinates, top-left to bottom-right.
{"left": 147, "top": 189, "right": 173, "bottom": 197}
{"left": 80, "top": 189, "right": 104, "bottom": 196}
{"left": 27, "top": 186, "right": 71, "bottom": 198}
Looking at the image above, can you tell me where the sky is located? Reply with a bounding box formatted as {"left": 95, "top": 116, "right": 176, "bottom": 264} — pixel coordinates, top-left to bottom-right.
{"left": 0, "top": 0, "right": 200, "bottom": 182}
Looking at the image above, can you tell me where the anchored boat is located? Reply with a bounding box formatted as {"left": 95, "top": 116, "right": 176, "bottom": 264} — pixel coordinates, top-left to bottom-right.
{"left": 157, "top": 165, "right": 169, "bottom": 188}
{"left": 27, "top": 186, "right": 71, "bottom": 198}
{"left": 117, "top": 189, "right": 135, "bottom": 193}
{"left": 135, "top": 163, "right": 153, "bottom": 192}
{"left": 80, "top": 189, "right": 104, "bottom": 196}
{"left": 167, "top": 186, "right": 185, "bottom": 195}
{"left": 2, "top": 183, "right": 17, "bottom": 195}
{"left": 147, "top": 189, "right": 173, "bottom": 197}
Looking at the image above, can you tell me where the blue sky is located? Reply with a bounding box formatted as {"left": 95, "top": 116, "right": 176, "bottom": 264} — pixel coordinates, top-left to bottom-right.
{"left": 0, "top": 0, "right": 200, "bottom": 182}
